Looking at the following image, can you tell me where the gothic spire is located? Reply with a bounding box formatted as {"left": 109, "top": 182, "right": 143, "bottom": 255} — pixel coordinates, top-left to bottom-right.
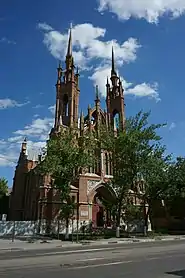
{"left": 111, "top": 45, "right": 117, "bottom": 77}
{"left": 57, "top": 60, "right": 62, "bottom": 84}
{"left": 106, "top": 76, "right": 110, "bottom": 87}
{"left": 95, "top": 85, "right": 99, "bottom": 100}
{"left": 65, "top": 23, "right": 74, "bottom": 74}
{"left": 67, "top": 23, "right": 72, "bottom": 57}
{"left": 21, "top": 137, "right": 27, "bottom": 154}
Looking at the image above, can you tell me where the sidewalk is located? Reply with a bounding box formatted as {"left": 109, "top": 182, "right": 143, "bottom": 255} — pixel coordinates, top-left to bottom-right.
{"left": 0, "top": 235, "right": 185, "bottom": 252}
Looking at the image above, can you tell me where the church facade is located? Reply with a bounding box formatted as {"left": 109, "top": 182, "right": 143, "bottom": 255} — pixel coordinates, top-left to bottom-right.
{"left": 10, "top": 27, "right": 140, "bottom": 229}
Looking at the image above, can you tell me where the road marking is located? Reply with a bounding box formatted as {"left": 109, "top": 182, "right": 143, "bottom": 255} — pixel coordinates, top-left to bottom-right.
{"left": 77, "top": 257, "right": 104, "bottom": 262}
{"left": 146, "top": 253, "right": 184, "bottom": 261}
{"left": 36, "top": 247, "right": 114, "bottom": 256}
{"left": 67, "top": 260, "right": 132, "bottom": 269}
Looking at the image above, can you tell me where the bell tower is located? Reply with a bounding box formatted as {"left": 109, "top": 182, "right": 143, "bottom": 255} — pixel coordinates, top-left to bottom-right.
{"left": 54, "top": 25, "right": 80, "bottom": 130}
{"left": 106, "top": 46, "right": 125, "bottom": 131}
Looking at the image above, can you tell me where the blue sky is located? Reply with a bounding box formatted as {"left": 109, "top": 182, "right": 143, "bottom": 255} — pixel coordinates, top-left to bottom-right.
{"left": 1, "top": 0, "right": 185, "bottom": 186}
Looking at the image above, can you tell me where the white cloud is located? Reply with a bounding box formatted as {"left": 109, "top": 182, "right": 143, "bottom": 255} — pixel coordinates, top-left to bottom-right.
{"left": 37, "top": 22, "right": 53, "bottom": 32}
{"left": 33, "top": 104, "right": 43, "bottom": 109}
{"left": 48, "top": 105, "right": 55, "bottom": 115}
{"left": 89, "top": 65, "right": 131, "bottom": 96}
{"left": 97, "top": 0, "right": 185, "bottom": 23}
{"left": 90, "top": 65, "right": 159, "bottom": 101}
{"left": 8, "top": 136, "right": 24, "bottom": 143}
{"left": 89, "top": 65, "right": 110, "bottom": 96}
{"left": 14, "top": 117, "right": 53, "bottom": 138}
{"left": 169, "top": 122, "right": 176, "bottom": 130}
{"left": 0, "top": 115, "right": 54, "bottom": 167}
{"left": 33, "top": 114, "right": 39, "bottom": 118}
{"left": 0, "top": 37, "right": 16, "bottom": 45}
{"left": 0, "top": 99, "right": 29, "bottom": 109}
{"left": 0, "top": 139, "right": 19, "bottom": 167}
{"left": 0, "top": 153, "right": 17, "bottom": 167}
{"left": 38, "top": 22, "right": 160, "bottom": 101}
{"left": 0, "top": 137, "right": 46, "bottom": 167}
{"left": 0, "top": 139, "right": 7, "bottom": 146}
{"left": 126, "top": 82, "right": 160, "bottom": 101}
{"left": 38, "top": 22, "right": 140, "bottom": 70}
{"left": 27, "top": 140, "right": 46, "bottom": 149}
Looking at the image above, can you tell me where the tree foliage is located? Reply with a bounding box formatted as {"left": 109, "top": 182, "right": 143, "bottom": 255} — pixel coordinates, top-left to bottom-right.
{"left": 167, "top": 156, "right": 185, "bottom": 199}
{"left": 0, "top": 177, "right": 8, "bottom": 199}
{"left": 37, "top": 128, "right": 97, "bottom": 222}
{"left": 99, "top": 111, "right": 170, "bottom": 229}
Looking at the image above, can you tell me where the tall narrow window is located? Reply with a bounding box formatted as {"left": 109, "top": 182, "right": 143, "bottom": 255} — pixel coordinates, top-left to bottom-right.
{"left": 114, "top": 113, "right": 119, "bottom": 130}
{"left": 73, "top": 99, "right": 76, "bottom": 121}
{"left": 105, "top": 153, "right": 109, "bottom": 175}
{"left": 109, "top": 153, "right": 113, "bottom": 175}
{"left": 63, "top": 94, "right": 69, "bottom": 116}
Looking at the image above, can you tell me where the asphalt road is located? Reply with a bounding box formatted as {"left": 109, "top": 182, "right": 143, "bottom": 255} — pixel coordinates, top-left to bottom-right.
{"left": 1, "top": 240, "right": 185, "bottom": 277}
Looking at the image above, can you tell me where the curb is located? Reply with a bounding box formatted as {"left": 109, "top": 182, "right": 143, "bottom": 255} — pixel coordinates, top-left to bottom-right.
{"left": 0, "top": 247, "right": 24, "bottom": 252}
{"left": 1, "top": 236, "right": 185, "bottom": 252}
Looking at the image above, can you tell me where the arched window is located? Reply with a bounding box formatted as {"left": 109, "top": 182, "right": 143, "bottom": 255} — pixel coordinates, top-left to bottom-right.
{"left": 63, "top": 94, "right": 68, "bottom": 116}
{"left": 105, "top": 152, "right": 109, "bottom": 175}
{"left": 113, "top": 112, "right": 119, "bottom": 130}
{"left": 109, "top": 153, "right": 113, "bottom": 175}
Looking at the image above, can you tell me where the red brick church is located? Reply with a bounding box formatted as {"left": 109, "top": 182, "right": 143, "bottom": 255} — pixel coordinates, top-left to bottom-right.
{"left": 9, "top": 27, "right": 141, "bottom": 230}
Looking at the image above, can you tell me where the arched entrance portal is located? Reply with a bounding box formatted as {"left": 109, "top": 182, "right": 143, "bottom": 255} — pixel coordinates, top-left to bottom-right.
{"left": 91, "top": 184, "right": 116, "bottom": 228}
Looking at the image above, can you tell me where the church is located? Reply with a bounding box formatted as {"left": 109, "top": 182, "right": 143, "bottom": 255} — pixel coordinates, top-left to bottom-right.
{"left": 9, "top": 26, "right": 138, "bottom": 230}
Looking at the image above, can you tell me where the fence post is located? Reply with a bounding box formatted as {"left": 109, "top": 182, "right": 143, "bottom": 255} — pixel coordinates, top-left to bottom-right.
{"left": 12, "top": 221, "right": 15, "bottom": 242}
{"left": 72, "top": 217, "right": 74, "bottom": 242}
{"left": 57, "top": 219, "right": 60, "bottom": 240}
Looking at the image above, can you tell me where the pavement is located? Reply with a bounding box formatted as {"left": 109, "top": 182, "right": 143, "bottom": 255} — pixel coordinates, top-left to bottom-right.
{"left": 1, "top": 234, "right": 185, "bottom": 252}
{"left": 1, "top": 239, "right": 185, "bottom": 277}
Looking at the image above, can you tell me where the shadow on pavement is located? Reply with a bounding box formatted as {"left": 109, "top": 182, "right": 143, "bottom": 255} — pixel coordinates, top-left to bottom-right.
{"left": 166, "top": 270, "right": 185, "bottom": 277}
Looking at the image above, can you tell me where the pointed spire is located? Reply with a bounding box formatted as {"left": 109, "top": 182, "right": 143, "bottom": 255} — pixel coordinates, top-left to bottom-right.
{"left": 57, "top": 60, "right": 62, "bottom": 83}
{"left": 38, "top": 148, "right": 43, "bottom": 163}
{"left": 21, "top": 137, "right": 27, "bottom": 155}
{"left": 111, "top": 44, "right": 117, "bottom": 77}
{"left": 76, "top": 66, "right": 79, "bottom": 75}
{"left": 95, "top": 85, "right": 99, "bottom": 100}
{"left": 112, "top": 46, "right": 115, "bottom": 72}
{"left": 106, "top": 76, "right": 110, "bottom": 87}
{"left": 67, "top": 23, "right": 72, "bottom": 57}
{"left": 80, "top": 110, "right": 83, "bottom": 118}
{"left": 80, "top": 110, "right": 84, "bottom": 125}
{"left": 118, "top": 76, "right": 122, "bottom": 87}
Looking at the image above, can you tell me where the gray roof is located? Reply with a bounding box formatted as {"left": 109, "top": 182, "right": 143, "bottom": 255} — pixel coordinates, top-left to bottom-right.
{"left": 27, "top": 148, "right": 40, "bottom": 161}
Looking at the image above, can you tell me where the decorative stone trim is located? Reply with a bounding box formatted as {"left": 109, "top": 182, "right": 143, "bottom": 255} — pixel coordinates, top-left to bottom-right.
{"left": 87, "top": 180, "right": 101, "bottom": 195}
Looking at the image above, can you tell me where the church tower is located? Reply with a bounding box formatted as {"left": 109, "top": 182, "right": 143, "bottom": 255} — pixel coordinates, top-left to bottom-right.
{"left": 106, "top": 46, "right": 125, "bottom": 131}
{"left": 54, "top": 25, "right": 80, "bottom": 131}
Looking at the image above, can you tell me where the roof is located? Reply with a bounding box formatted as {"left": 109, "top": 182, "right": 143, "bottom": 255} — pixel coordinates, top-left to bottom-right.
{"left": 26, "top": 148, "right": 40, "bottom": 162}
{"left": 70, "top": 185, "right": 78, "bottom": 191}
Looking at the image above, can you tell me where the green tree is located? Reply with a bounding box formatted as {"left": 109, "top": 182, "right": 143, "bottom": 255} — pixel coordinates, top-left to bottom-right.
{"left": 0, "top": 177, "right": 8, "bottom": 199}
{"left": 162, "top": 157, "right": 185, "bottom": 220}
{"left": 124, "top": 204, "right": 143, "bottom": 233}
{"left": 167, "top": 157, "right": 185, "bottom": 198}
{"left": 37, "top": 128, "right": 97, "bottom": 239}
{"left": 137, "top": 144, "right": 171, "bottom": 235}
{"left": 99, "top": 111, "right": 170, "bottom": 237}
